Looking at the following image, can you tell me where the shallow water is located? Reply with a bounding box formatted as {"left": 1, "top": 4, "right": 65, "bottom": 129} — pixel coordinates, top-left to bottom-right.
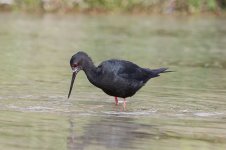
{"left": 0, "top": 13, "right": 226, "bottom": 150}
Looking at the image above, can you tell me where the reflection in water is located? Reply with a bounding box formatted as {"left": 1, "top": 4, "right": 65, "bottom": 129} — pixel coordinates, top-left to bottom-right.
{"left": 67, "top": 116, "right": 155, "bottom": 150}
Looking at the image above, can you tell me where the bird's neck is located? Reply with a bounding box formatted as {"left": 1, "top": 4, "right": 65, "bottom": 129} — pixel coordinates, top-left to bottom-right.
{"left": 83, "top": 59, "right": 99, "bottom": 86}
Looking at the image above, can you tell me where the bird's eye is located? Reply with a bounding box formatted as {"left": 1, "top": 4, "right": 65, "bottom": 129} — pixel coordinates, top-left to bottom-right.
{"left": 72, "top": 64, "right": 78, "bottom": 67}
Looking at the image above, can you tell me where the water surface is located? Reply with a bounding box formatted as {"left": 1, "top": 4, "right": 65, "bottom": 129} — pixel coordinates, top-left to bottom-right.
{"left": 0, "top": 13, "right": 226, "bottom": 150}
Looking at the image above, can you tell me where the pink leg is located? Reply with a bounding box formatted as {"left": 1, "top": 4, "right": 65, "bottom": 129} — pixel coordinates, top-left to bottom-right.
{"left": 114, "top": 97, "right": 119, "bottom": 105}
{"left": 123, "top": 98, "right": 126, "bottom": 110}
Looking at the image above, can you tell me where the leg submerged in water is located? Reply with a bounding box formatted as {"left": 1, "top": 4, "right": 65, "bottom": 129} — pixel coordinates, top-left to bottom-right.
{"left": 114, "top": 97, "right": 119, "bottom": 105}
{"left": 123, "top": 98, "right": 126, "bottom": 110}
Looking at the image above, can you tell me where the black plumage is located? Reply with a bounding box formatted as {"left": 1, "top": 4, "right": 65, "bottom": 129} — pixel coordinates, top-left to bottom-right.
{"left": 68, "top": 51, "right": 171, "bottom": 108}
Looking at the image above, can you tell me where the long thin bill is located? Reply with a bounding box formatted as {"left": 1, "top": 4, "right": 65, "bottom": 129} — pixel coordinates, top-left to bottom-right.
{"left": 68, "top": 72, "right": 76, "bottom": 99}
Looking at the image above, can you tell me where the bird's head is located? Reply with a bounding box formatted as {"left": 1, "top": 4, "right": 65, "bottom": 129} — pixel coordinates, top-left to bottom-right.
{"left": 68, "top": 51, "right": 89, "bottom": 99}
{"left": 70, "top": 52, "right": 86, "bottom": 72}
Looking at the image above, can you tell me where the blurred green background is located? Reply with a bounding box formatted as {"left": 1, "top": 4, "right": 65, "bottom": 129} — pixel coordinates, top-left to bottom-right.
{"left": 0, "top": 0, "right": 226, "bottom": 14}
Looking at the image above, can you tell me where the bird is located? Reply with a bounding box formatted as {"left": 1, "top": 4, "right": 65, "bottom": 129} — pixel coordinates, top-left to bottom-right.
{"left": 68, "top": 51, "right": 171, "bottom": 109}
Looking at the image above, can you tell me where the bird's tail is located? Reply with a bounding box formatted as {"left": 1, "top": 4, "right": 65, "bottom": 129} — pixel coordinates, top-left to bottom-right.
{"left": 149, "top": 68, "right": 173, "bottom": 78}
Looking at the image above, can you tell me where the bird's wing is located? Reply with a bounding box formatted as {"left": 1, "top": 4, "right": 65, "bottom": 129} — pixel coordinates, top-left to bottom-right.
{"left": 117, "top": 60, "right": 150, "bottom": 81}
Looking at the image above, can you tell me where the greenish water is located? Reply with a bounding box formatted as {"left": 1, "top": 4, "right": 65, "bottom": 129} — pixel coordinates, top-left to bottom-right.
{"left": 0, "top": 13, "right": 226, "bottom": 150}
